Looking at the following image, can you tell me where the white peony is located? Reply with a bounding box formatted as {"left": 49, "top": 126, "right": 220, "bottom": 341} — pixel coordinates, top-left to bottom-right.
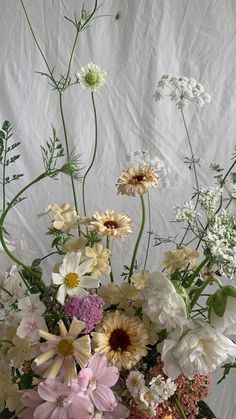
{"left": 210, "top": 296, "right": 236, "bottom": 335}
{"left": 161, "top": 319, "right": 236, "bottom": 379}
{"left": 142, "top": 272, "right": 188, "bottom": 332}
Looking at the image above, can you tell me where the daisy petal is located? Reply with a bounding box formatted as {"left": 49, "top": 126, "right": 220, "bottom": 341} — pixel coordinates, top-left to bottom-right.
{"left": 80, "top": 277, "right": 100, "bottom": 289}
{"left": 56, "top": 284, "right": 67, "bottom": 305}
{"left": 52, "top": 273, "right": 64, "bottom": 285}
{"left": 67, "top": 252, "right": 81, "bottom": 272}
{"left": 35, "top": 349, "right": 56, "bottom": 366}
{"left": 77, "top": 258, "right": 94, "bottom": 276}
{"left": 69, "top": 317, "right": 85, "bottom": 337}
{"left": 44, "top": 356, "right": 64, "bottom": 379}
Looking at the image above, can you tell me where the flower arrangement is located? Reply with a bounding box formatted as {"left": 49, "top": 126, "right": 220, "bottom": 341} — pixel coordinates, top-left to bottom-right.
{"left": 0, "top": 2, "right": 235, "bottom": 419}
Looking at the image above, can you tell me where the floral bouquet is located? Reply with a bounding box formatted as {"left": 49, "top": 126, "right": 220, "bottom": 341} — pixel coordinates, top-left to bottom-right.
{"left": 0, "top": 2, "right": 235, "bottom": 419}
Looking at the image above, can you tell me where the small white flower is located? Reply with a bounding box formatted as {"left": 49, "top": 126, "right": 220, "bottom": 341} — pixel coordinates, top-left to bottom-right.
{"left": 199, "top": 187, "right": 222, "bottom": 216}
{"left": 161, "top": 320, "right": 236, "bottom": 379}
{"left": 17, "top": 315, "right": 47, "bottom": 342}
{"left": 175, "top": 200, "right": 197, "bottom": 223}
{"left": 77, "top": 62, "right": 106, "bottom": 91}
{"left": 126, "top": 371, "right": 146, "bottom": 396}
{"left": 139, "top": 385, "right": 160, "bottom": 410}
{"left": 52, "top": 252, "right": 99, "bottom": 305}
{"left": 154, "top": 75, "right": 211, "bottom": 110}
{"left": 17, "top": 294, "right": 46, "bottom": 318}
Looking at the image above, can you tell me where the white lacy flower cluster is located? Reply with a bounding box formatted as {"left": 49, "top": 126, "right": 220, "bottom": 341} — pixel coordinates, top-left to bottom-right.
{"left": 206, "top": 210, "right": 236, "bottom": 266}
{"left": 126, "top": 149, "right": 170, "bottom": 187}
{"left": 199, "top": 187, "right": 222, "bottom": 216}
{"left": 175, "top": 200, "right": 197, "bottom": 224}
{"left": 126, "top": 371, "right": 176, "bottom": 417}
{"left": 154, "top": 75, "right": 211, "bottom": 110}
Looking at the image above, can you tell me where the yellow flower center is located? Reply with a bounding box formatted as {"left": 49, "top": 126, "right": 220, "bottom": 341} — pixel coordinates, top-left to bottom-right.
{"left": 65, "top": 272, "right": 79, "bottom": 288}
{"left": 85, "top": 70, "right": 100, "bottom": 86}
{"left": 57, "top": 338, "right": 74, "bottom": 357}
{"left": 144, "top": 390, "right": 155, "bottom": 404}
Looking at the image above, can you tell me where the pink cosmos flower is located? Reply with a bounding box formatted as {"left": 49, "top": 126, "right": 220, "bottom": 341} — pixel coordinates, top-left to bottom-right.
{"left": 34, "top": 379, "right": 93, "bottom": 419}
{"left": 78, "top": 354, "right": 119, "bottom": 413}
{"left": 19, "top": 389, "right": 43, "bottom": 419}
{"left": 103, "top": 403, "right": 129, "bottom": 418}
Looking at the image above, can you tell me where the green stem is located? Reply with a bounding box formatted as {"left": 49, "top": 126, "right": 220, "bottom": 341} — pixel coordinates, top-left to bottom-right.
{"left": 143, "top": 191, "right": 152, "bottom": 270}
{"left": 59, "top": 92, "right": 80, "bottom": 219}
{"left": 0, "top": 286, "right": 13, "bottom": 297}
{"left": 63, "top": 28, "right": 80, "bottom": 89}
{"left": 190, "top": 276, "right": 223, "bottom": 309}
{"left": 20, "top": 0, "right": 55, "bottom": 82}
{"left": 186, "top": 257, "right": 208, "bottom": 288}
{"left": 2, "top": 139, "right": 7, "bottom": 211}
{"left": 0, "top": 173, "right": 47, "bottom": 269}
{"left": 82, "top": 92, "right": 98, "bottom": 216}
{"left": 181, "top": 109, "right": 199, "bottom": 194}
{"left": 106, "top": 237, "right": 114, "bottom": 283}
{"left": 128, "top": 194, "right": 146, "bottom": 282}
{"left": 172, "top": 395, "right": 188, "bottom": 419}
{"left": 0, "top": 339, "right": 13, "bottom": 345}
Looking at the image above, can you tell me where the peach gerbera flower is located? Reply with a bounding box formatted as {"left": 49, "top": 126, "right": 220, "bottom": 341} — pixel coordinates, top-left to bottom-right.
{"left": 116, "top": 165, "right": 158, "bottom": 196}
{"left": 89, "top": 210, "right": 132, "bottom": 239}
{"left": 92, "top": 311, "right": 149, "bottom": 369}
{"left": 35, "top": 317, "right": 91, "bottom": 384}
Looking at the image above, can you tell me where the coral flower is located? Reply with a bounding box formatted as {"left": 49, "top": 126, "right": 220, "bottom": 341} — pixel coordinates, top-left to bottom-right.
{"left": 116, "top": 165, "right": 158, "bottom": 196}
{"left": 90, "top": 210, "right": 132, "bottom": 239}
{"left": 92, "top": 311, "right": 149, "bottom": 369}
{"left": 35, "top": 317, "right": 91, "bottom": 384}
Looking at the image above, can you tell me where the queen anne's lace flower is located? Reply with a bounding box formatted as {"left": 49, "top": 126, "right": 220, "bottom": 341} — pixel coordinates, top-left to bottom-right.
{"left": 77, "top": 62, "right": 106, "bottom": 91}
{"left": 154, "top": 75, "right": 211, "bottom": 110}
{"left": 175, "top": 200, "right": 197, "bottom": 224}
{"left": 199, "top": 187, "right": 222, "bottom": 216}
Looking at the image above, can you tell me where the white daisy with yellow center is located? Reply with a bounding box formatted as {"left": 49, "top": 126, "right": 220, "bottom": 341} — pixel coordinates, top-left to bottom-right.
{"left": 52, "top": 252, "right": 99, "bottom": 305}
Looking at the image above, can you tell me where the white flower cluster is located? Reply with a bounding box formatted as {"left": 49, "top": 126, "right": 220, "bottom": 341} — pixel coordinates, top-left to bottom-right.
{"left": 126, "top": 371, "right": 176, "bottom": 417}
{"left": 206, "top": 210, "right": 236, "bottom": 266}
{"left": 154, "top": 75, "right": 211, "bottom": 110}
{"left": 126, "top": 149, "right": 170, "bottom": 187}
{"left": 175, "top": 200, "right": 197, "bottom": 224}
{"left": 199, "top": 187, "right": 222, "bottom": 216}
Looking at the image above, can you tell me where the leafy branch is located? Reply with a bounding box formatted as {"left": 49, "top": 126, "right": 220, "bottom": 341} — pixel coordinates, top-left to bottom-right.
{"left": 0, "top": 120, "right": 23, "bottom": 211}
{"left": 41, "top": 127, "right": 64, "bottom": 177}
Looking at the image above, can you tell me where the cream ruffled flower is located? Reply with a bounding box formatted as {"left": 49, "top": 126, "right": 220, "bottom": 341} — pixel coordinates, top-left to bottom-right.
{"left": 92, "top": 310, "right": 149, "bottom": 369}
{"left": 116, "top": 164, "right": 158, "bottom": 196}
{"left": 90, "top": 209, "right": 132, "bottom": 239}
{"left": 162, "top": 320, "right": 236, "bottom": 379}
{"left": 131, "top": 270, "right": 149, "bottom": 290}
{"left": 160, "top": 247, "right": 199, "bottom": 274}
{"left": 84, "top": 243, "right": 111, "bottom": 278}
{"left": 45, "top": 203, "right": 79, "bottom": 233}
{"left": 62, "top": 237, "right": 86, "bottom": 253}
{"left": 7, "top": 336, "right": 36, "bottom": 368}
{"left": 77, "top": 62, "right": 106, "bottom": 91}
{"left": 52, "top": 252, "right": 99, "bottom": 305}
{"left": 35, "top": 317, "right": 91, "bottom": 384}
{"left": 0, "top": 362, "right": 21, "bottom": 413}
{"left": 98, "top": 282, "right": 140, "bottom": 309}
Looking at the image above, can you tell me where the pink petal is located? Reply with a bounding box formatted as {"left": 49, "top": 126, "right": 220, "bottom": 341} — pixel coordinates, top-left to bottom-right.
{"left": 88, "top": 354, "right": 107, "bottom": 374}
{"left": 20, "top": 389, "right": 42, "bottom": 408}
{"left": 91, "top": 384, "right": 117, "bottom": 412}
{"left": 70, "top": 395, "right": 94, "bottom": 419}
{"left": 77, "top": 368, "right": 93, "bottom": 391}
{"left": 34, "top": 401, "right": 56, "bottom": 419}
{"left": 51, "top": 407, "right": 71, "bottom": 419}
{"left": 88, "top": 355, "right": 119, "bottom": 387}
{"left": 104, "top": 403, "right": 129, "bottom": 419}
{"left": 37, "top": 380, "right": 59, "bottom": 402}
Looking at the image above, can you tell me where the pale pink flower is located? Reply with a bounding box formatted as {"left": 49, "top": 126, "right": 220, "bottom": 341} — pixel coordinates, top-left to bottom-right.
{"left": 34, "top": 379, "right": 93, "bottom": 419}
{"left": 17, "top": 294, "right": 46, "bottom": 317}
{"left": 79, "top": 354, "right": 119, "bottom": 413}
{"left": 19, "top": 389, "right": 43, "bottom": 419}
{"left": 103, "top": 403, "right": 129, "bottom": 418}
{"left": 17, "top": 315, "right": 48, "bottom": 342}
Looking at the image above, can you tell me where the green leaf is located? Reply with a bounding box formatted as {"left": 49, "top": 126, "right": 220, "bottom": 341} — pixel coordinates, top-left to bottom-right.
{"left": 2, "top": 120, "right": 11, "bottom": 131}
{"left": 0, "top": 130, "right": 5, "bottom": 140}
{"left": 224, "top": 285, "right": 236, "bottom": 297}
{"left": 0, "top": 138, "right": 3, "bottom": 158}
{"left": 212, "top": 289, "right": 228, "bottom": 317}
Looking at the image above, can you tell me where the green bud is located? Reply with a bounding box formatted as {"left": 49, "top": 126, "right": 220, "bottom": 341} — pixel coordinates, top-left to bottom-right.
{"left": 207, "top": 285, "right": 236, "bottom": 318}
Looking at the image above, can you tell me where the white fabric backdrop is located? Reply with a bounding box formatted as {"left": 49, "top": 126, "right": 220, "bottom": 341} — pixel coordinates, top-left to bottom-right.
{"left": 1, "top": 0, "right": 236, "bottom": 417}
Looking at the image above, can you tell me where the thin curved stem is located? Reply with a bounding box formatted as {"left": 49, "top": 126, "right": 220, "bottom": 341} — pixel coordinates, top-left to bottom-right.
{"left": 186, "top": 257, "right": 208, "bottom": 288}
{"left": 64, "top": 29, "right": 80, "bottom": 88}
{"left": 106, "top": 237, "right": 114, "bottom": 283}
{"left": 0, "top": 173, "right": 47, "bottom": 270}
{"left": 82, "top": 93, "right": 98, "bottom": 216}
{"left": 0, "top": 286, "right": 13, "bottom": 297}
{"left": 128, "top": 194, "right": 146, "bottom": 282}
{"left": 143, "top": 191, "right": 152, "bottom": 270}
{"left": 20, "top": 0, "right": 55, "bottom": 81}
{"left": 190, "top": 276, "right": 223, "bottom": 309}
{"left": 59, "top": 92, "right": 79, "bottom": 218}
